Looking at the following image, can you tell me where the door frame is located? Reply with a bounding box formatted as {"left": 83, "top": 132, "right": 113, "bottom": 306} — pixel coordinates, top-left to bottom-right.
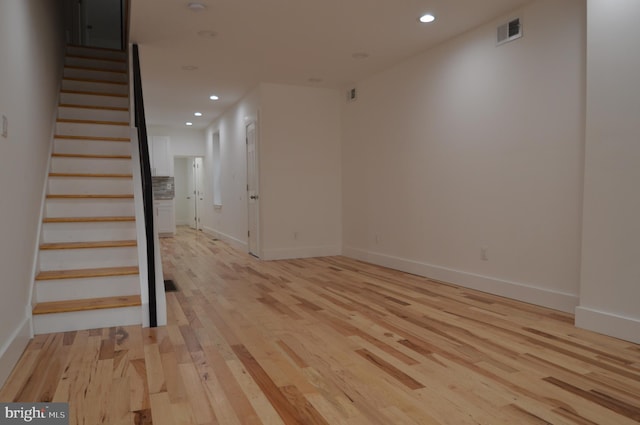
{"left": 246, "top": 121, "right": 260, "bottom": 257}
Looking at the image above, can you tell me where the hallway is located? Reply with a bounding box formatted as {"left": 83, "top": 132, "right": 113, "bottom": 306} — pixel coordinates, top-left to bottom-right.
{"left": 2, "top": 227, "right": 640, "bottom": 424}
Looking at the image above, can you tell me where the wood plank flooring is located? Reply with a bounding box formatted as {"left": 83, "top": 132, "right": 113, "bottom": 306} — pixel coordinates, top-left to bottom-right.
{"left": 2, "top": 227, "right": 640, "bottom": 424}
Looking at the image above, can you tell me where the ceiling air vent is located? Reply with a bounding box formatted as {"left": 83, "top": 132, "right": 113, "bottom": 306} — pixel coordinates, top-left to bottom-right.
{"left": 497, "top": 18, "right": 522, "bottom": 46}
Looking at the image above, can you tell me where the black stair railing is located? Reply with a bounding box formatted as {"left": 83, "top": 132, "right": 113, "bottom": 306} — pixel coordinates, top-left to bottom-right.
{"left": 131, "top": 44, "right": 157, "bottom": 327}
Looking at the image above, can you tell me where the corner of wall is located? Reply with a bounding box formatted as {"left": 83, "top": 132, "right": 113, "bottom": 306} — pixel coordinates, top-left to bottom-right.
{"left": 0, "top": 316, "right": 32, "bottom": 389}
{"left": 576, "top": 307, "right": 640, "bottom": 344}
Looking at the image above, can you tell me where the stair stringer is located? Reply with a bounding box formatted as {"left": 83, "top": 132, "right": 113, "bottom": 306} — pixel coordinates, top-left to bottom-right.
{"left": 27, "top": 76, "right": 65, "bottom": 337}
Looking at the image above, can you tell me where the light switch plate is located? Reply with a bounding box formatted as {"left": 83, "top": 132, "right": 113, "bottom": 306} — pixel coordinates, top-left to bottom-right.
{"left": 1, "top": 115, "right": 7, "bottom": 138}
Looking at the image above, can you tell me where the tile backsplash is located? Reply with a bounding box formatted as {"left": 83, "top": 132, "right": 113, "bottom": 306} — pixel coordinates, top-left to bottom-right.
{"left": 152, "top": 176, "right": 175, "bottom": 200}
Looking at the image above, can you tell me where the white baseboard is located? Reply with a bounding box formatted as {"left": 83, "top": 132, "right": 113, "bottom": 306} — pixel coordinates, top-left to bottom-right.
{"left": 261, "top": 244, "right": 342, "bottom": 261}
{"left": 343, "top": 246, "right": 578, "bottom": 313}
{"left": 576, "top": 306, "right": 640, "bottom": 344}
{"left": 202, "top": 226, "right": 248, "bottom": 252}
{"left": 0, "top": 316, "right": 32, "bottom": 388}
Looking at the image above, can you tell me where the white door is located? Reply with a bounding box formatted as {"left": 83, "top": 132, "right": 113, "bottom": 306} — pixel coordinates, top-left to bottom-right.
{"left": 81, "top": 0, "right": 122, "bottom": 49}
{"left": 195, "top": 157, "right": 204, "bottom": 231}
{"left": 186, "top": 158, "right": 197, "bottom": 229}
{"left": 186, "top": 157, "right": 205, "bottom": 230}
{"left": 246, "top": 122, "right": 259, "bottom": 257}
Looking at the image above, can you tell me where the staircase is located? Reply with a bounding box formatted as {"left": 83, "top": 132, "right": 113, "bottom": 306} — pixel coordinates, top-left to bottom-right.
{"left": 32, "top": 45, "right": 142, "bottom": 334}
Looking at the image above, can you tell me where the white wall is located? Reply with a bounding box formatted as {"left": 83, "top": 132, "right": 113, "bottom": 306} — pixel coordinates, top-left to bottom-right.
{"left": 202, "top": 88, "right": 260, "bottom": 249}
{"left": 259, "top": 83, "right": 342, "bottom": 260}
{"left": 577, "top": 0, "right": 640, "bottom": 343}
{"left": 0, "top": 0, "right": 65, "bottom": 386}
{"left": 342, "top": 0, "right": 586, "bottom": 312}
{"left": 201, "top": 84, "right": 342, "bottom": 259}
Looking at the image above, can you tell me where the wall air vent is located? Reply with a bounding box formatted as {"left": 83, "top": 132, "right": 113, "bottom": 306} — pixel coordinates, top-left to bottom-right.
{"left": 497, "top": 18, "right": 522, "bottom": 46}
{"left": 346, "top": 87, "right": 357, "bottom": 103}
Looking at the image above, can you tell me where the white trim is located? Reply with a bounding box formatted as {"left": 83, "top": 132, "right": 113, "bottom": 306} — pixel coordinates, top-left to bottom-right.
{"left": 131, "top": 130, "right": 168, "bottom": 328}
{"left": 576, "top": 306, "right": 640, "bottom": 344}
{"left": 343, "top": 246, "right": 578, "bottom": 313}
{"left": 0, "top": 316, "right": 31, "bottom": 388}
{"left": 202, "top": 226, "right": 248, "bottom": 252}
{"left": 262, "top": 245, "right": 342, "bottom": 261}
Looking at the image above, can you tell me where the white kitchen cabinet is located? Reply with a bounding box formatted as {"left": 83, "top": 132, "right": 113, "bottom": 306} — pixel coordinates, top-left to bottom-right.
{"left": 155, "top": 200, "right": 175, "bottom": 236}
{"left": 150, "top": 136, "right": 172, "bottom": 176}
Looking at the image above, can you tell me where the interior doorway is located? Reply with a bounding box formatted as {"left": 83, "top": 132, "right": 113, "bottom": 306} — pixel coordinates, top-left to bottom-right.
{"left": 174, "top": 156, "right": 205, "bottom": 231}
{"left": 74, "top": 0, "right": 124, "bottom": 49}
{"left": 246, "top": 122, "right": 259, "bottom": 257}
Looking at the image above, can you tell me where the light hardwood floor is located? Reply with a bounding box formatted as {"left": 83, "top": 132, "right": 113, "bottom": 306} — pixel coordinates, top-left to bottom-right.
{"left": 2, "top": 227, "right": 640, "bottom": 424}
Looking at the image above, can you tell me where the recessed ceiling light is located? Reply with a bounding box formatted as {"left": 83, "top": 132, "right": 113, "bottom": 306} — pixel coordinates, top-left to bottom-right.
{"left": 181, "top": 65, "right": 198, "bottom": 71}
{"left": 352, "top": 52, "right": 370, "bottom": 60}
{"left": 419, "top": 14, "right": 436, "bottom": 23}
{"left": 209, "top": 95, "right": 219, "bottom": 101}
{"left": 197, "top": 30, "right": 218, "bottom": 39}
{"left": 186, "top": 122, "right": 193, "bottom": 126}
{"left": 188, "top": 2, "right": 206, "bottom": 11}
{"left": 194, "top": 112, "right": 203, "bottom": 117}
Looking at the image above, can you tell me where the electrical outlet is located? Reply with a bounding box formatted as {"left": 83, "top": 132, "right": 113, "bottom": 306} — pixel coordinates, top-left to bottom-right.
{"left": 481, "top": 247, "right": 489, "bottom": 261}
{"left": 293, "top": 231, "right": 298, "bottom": 240}
{"left": 1, "top": 115, "right": 7, "bottom": 138}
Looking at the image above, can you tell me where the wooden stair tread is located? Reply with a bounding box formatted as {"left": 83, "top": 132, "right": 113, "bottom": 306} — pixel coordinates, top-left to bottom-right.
{"left": 57, "top": 118, "right": 129, "bottom": 126}
{"left": 67, "top": 44, "right": 126, "bottom": 53}
{"left": 52, "top": 153, "right": 131, "bottom": 159}
{"left": 66, "top": 54, "right": 126, "bottom": 63}
{"left": 64, "top": 65, "right": 127, "bottom": 74}
{"left": 64, "top": 77, "right": 127, "bottom": 85}
{"left": 46, "top": 194, "right": 134, "bottom": 199}
{"left": 41, "top": 240, "right": 137, "bottom": 250}
{"left": 36, "top": 266, "right": 139, "bottom": 281}
{"left": 33, "top": 295, "right": 141, "bottom": 315}
{"left": 43, "top": 216, "right": 135, "bottom": 223}
{"left": 54, "top": 134, "right": 130, "bottom": 142}
{"left": 59, "top": 103, "right": 129, "bottom": 112}
{"left": 60, "top": 89, "right": 128, "bottom": 98}
{"left": 49, "top": 172, "right": 132, "bottom": 178}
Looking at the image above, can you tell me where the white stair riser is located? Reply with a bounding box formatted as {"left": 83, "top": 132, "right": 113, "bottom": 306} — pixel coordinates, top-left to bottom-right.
{"left": 64, "top": 67, "right": 128, "bottom": 83}
{"left": 62, "top": 79, "right": 128, "bottom": 96}
{"left": 36, "top": 275, "right": 140, "bottom": 303}
{"left": 48, "top": 177, "right": 133, "bottom": 195}
{"left": 51, "top": 157, "right": 132, "bottom": 174}
{"left": 42, "top": 222, "right": 137, "bottom": 243}
{"left": 56, "top": 122, "right": 130, "bottom": 139}
{"left": 60, "top": 92, "right": 129, "bottom": 109}
{"left": 66, "top": 46, "right": 127, "bottom": 61}
{"left": 33, "top": 306, "right": 141, "bottom": 334}
{"left": 53, "top": 139, "right": 131, "bottom": 156}
{"left": 58, "top": 106, "right": 130, "bottom": 122}
{"left": 45, "top": 199, "right": 135, "bottom": 218}
{"left": 39, "top": 246, "right": 138, "bottom": 271}
{"left": 65, "top": 56, "right": 127, "bottom": 72}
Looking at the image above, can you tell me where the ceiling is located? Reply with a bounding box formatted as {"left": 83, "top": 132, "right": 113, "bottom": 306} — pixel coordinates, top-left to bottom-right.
{"left": 129, "top": 0, "right": 532, "bottom": 130}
